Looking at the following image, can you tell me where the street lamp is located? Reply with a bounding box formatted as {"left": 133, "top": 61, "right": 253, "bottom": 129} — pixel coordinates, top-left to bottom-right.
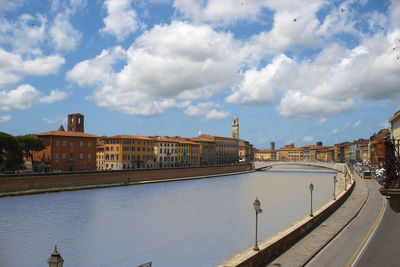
{"left": 309, "top": 183, "right": 314, "bottom": 217}
{"left": 333, "top": 176, "right": 337, "bottom": 200}
{"left": 47, "top": 245, "right": 64, "bottom": 267}
{"left": 253, "top": 197, "right": 263, "bottom": 251}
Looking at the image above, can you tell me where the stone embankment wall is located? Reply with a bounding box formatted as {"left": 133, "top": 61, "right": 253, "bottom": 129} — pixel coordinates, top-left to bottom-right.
{"left": 0, "top": 164, "right": 252, "bottom": 195}
{"left": 221, "top": 163, "right": 354, "bottom": 267}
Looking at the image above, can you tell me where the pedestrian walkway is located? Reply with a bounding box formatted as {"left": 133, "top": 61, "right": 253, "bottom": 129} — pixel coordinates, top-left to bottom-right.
{"left": 267, "top": 167, "right": 369, "bottom": 266}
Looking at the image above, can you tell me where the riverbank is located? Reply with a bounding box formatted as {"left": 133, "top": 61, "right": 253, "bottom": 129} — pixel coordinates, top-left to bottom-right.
{"left": 0, "top": 164, "right": 252, "bottom": 198}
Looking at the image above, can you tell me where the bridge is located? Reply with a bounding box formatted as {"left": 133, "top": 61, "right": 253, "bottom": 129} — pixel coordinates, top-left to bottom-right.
{"left": 253, "top": 161, "right": 340, "bottom": 172}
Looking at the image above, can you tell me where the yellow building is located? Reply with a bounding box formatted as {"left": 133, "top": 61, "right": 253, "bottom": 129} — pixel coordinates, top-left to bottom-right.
{"left": 254, "top": 149, "right": 277, "bottom": 161}
{"left": 390, "top": 108, "right": 400, "bottom": 152}
{"left": 278, "top": 144, "right": 304, "bottom": 161}
{"left": 96, "top": 144, "right": 105, "bottom": 170}
{"left": 103, "top": 135, "right": 155, "bottom": 170}
{"left": 190, "top": 137, "right": 216, "bottom": 166}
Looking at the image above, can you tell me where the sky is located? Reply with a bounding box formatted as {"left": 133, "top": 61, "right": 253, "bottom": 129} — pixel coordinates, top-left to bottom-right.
{"left": 0, "top": 0, "right": 399, "bottom": 149}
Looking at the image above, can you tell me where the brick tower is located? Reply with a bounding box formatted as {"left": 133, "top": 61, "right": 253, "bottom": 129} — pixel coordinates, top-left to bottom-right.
{"left": 67, "top": 113, "right": 84, "bottom": 133}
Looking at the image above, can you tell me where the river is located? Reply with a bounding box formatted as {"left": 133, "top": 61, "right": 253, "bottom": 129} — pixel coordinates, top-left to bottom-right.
{"left": 0, "top": 165, "right": 336, "bottom": 267}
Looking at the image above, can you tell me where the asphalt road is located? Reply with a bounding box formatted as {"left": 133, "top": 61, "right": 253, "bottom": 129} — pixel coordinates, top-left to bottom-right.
{"left": 354, "top": 195, "right": 400, "bottom": 267}
{"left": 306, "top": 178, "right": 385, "bottom": 267}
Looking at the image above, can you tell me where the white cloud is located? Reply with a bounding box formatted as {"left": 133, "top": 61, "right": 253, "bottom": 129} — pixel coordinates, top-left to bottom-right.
{"left": 50, "top": 13, "right": 82, "bottom": 51}
{"left": 277, "top": 91, "right": 356, "bottom": 118}
{"left": 332, "top": 129, "right": 340, "bottom": 134}
{"left": 0, "top": 48, "right": 65, "bottom": 88}
{"left": 100, "top": 0, "right": 138, "bottom": 41}
{"left": 316, "top": 118, "right": 327, "bottom": 124}
{"left": 226, "top": 54, "right": 292, "bottom": 106}
{"left": 0, "top": 84, "right": 66, "bottom": 111}
{"left": 0, "top": 114, "right": 11, "bottom": 123}
{"left": 353, "top": 119, "right": 361, "bottom": 128}
{"left": 303, "top": 136, "right": 314, "bottom": 143}
{"left": 0, "top": 0, "right": 23, "bottom": 11}
{"left": 40, "top": 90, "right": 67, "bottom": 103}
{"left": 0, "top": 14, "right": 47, "bottom": 54}
{"left": 184, "top": 101, "right": 229, "bottom": 120}
{"left": 43, "top": 115, "right": 67, "bottom": 125}
{"left": 69, "top": 22, "right": 242, "bottom": 116}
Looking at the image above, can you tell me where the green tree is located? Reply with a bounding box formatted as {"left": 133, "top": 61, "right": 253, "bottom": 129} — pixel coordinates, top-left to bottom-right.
{"left": 16, "top": 135, "right": 46, "bottom": 172}
{"left": 0, "top": 132, "right": 23, "bottom": 173}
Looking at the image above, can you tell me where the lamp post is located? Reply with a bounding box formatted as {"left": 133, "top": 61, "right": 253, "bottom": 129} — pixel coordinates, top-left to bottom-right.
{"left": 47, "top": 245, "right": 64, "bottom": 267}
{"left": 309, "top": 183, "right": 314, "bottom": 217}
{"left": 333, "top": 175, "right": 337, "bottom": 200}
{"left": 253, "top": 197, "right": 263, "bottom": 251}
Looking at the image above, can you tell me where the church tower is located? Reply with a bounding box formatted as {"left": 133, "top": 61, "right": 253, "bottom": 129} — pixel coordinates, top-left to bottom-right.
{"left": 232, "top": 116, "right": 239, "bottom": 139}
{"left": 67, "top": 113, "right": 84, "bottom": 133}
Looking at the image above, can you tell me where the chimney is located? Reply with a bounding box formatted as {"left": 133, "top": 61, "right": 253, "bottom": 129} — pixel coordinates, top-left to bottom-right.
{"left": 316, "top": 141, "right": 323, "bottom": 147}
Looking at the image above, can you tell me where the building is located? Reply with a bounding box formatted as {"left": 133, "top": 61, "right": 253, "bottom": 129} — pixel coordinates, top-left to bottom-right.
{"left": 334, "top": 142, "right": 351, "bottom": 162}
{"left": 190, "top": 136, "right": 216, "bottom": 166}
{"left": 33, "top": 114, "right": 97, "bottom": 172}
{"left": 278, "top": 144, "right": 304, "bottom": 161}
{"left": 154, "top": 136, "right": 178, "bottom": 168}
{"left": 389, "top": 108, "right": 400, "bottom": 152}
{"left": 175, "top": 136, "right": 200, "bottom": 167}
{"left": 199, "top": 134, "right": 239, "bottom": 165}
{"left": 103, "top": 135, "right": 155, "bottom": 170}
{"left": 370, "top": 129, "right": 390, "bottom": 169}
{"left": 254, "top": 149, "right": 277, "bottom": 161}
{"left": 96, "top": 138, "right": 105, "bottom": 170}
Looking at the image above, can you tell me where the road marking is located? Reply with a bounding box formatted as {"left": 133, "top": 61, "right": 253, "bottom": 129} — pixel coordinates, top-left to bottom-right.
{"left": 346, "top": 195, "right": 386, "bottom": 267}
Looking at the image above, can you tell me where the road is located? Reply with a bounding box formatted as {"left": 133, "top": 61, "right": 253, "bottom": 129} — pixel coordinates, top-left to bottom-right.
{"left": 306, "top": 177, "right": 398, "bottom": 267}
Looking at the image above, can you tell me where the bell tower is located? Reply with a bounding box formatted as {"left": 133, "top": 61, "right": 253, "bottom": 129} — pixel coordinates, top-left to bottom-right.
{"left": 68, "top": 113, "right": 84, "bottom": 133}
{"left": 232, "top": 116, "right": 239, "bottom": 139}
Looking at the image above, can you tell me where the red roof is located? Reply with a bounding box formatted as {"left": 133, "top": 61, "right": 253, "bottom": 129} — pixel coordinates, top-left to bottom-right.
{"left": 37, "top": 131, "right": 97, "bottom": 138}
{"left": 106, "top": 135, "right": 155, "bottom": 141}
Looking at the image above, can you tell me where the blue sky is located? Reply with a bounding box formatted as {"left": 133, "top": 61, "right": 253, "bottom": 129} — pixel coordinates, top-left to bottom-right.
{"left": 0, "top": 0, "right": 399, "bottom": 149}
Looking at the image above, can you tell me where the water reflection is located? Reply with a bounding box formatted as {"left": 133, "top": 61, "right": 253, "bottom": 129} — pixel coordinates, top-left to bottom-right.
{"left": 0, "top": 166, "right": 335, "bottom": 267}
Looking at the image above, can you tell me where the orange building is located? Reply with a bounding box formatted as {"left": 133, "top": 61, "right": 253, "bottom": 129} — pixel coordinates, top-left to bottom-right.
{"left": 33, "top": 113, "right": 97, "bottom": 172}
{"left": 33, "top": 131, "right": 97, "bottom": 172}
{"left": 103, "top": 135, "right": 155, "bottom": 170}
{"left": 370, "top": 129, "right": 390, "bottom": 169}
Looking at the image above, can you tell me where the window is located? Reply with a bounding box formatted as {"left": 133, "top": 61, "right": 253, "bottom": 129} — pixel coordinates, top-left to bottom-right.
{"left": 143, "top": 147, "right": 145, "bottom": 151}
{"left": 105, "top": 154, "right": 109, "bottom": 160}
{"left": 62, "top": 153, "right": 66, "bottom": 159}
{"left": 71, "top": 142, "right": 74, "bottom": 148}
{"left": 55, "top": 153, "right": 59, "bottom": 160}
{"left": 55, "top": 140, "right": 60, "bottom": 146}
{"left": 80, "top": 141, "right": 84, "bottom": 147}
{"left": 111, "top": 154, "right": 114, "bottom": 160}
{"left": 88, "top": 141, "right": 92, "bottom": 147}
{"left": 88, "top": 153, "right": 91, "bottom": 160}
{"left": 62, "top": 140, "right": 67, "bottom": 146}
{"left": 80, "top": 153, "right": 84, "bottom": 159}
{"left": 111, "top": 147, "right": 114, "bottom": 151}
{"left": 70, "top": 152, "right": 74, "bottom": 159}
{"left": 116, "top": 146, "right": 119, "bottom": 151}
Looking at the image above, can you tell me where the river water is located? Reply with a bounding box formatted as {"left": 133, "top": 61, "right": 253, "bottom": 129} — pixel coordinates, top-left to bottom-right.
{"left": 0, "top": 165, "right": 336, "bottom": 267}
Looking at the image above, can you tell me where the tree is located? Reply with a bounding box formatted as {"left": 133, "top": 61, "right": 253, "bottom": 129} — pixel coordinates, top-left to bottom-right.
{"left": 16, "top": 135, "right": 46, "bottom": 172}
{"left": 0, "top": 132, "right": 23, "bottom": 173}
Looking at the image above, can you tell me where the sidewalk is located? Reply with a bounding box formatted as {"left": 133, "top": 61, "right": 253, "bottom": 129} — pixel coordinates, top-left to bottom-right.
{"left": 267, "top": 166, "right": 369, "bottom": 266}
